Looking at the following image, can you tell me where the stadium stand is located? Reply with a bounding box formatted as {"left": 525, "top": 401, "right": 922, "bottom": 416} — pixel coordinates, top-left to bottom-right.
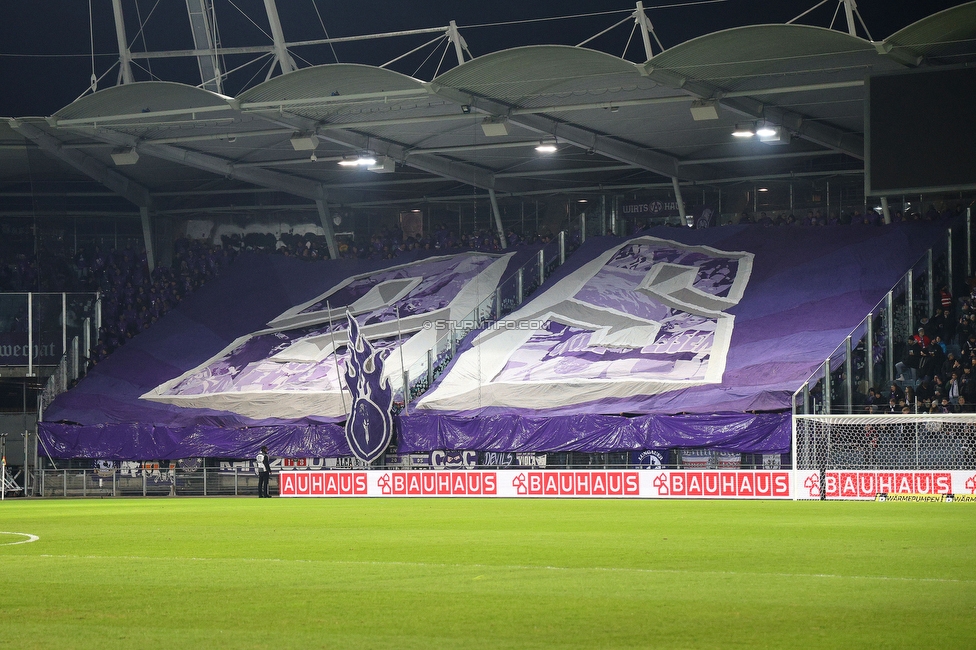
{"left": 2, "top": 1, "right": 976, "bottom": 498}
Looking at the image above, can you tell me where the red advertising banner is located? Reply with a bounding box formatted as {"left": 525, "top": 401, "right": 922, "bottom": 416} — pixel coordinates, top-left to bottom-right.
{"left": 279, "top": 470, "right": 794, "bottom": 499}
{"left": 795, "top": 470, "right": 976, "bottom": 500}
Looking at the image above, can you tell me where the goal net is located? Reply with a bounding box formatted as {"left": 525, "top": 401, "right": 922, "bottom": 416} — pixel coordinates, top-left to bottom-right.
{"left": 794, "top": 414, "right": 976, "bottom": 472}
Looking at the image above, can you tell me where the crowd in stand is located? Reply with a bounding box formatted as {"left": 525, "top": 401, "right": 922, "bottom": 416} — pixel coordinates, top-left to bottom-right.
{"left": 861, "top": 285, "right": 976, "bottom": 414}
{"left": 221, "top": 224, "right": 559, "bottom": 262}
{"left": 732, "top": 203, "right": 967, "bottom": 227}
{"left": 2, "top": 201, "right": 971, "bottom": 367}
{"left": 1, "top": 224, "right": 568, "bottom": 364}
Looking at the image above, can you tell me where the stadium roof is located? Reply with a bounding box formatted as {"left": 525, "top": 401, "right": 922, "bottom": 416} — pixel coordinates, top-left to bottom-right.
{"left": 2, "top": 2, "right": 975, "bottom": 223}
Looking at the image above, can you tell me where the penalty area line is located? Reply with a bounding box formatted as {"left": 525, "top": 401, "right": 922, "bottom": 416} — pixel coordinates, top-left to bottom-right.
{"left": 0, "top": 532, "right": 39, "bottom": 546}
{"left": 33, "top": 554, "right": 973, "bottom": 585}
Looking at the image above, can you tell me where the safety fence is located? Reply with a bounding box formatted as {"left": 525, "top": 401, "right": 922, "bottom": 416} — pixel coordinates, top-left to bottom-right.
{"left": 792, "top": 210, "right": 972, "bottom": 415}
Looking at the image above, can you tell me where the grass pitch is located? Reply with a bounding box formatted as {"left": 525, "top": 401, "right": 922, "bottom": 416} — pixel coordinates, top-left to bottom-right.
{"left": 1, "top": 498, "right": 974, "bottom": 649}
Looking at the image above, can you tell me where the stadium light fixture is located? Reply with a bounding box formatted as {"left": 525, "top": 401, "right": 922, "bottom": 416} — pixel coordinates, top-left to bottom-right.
{"left": 338, "top": 154, "right": 378, "bottom": 167}
{"left": 290, "top": 133, "right": 319, "bottom": 151}
{"left": 535, "top": 142, "right": 557, "bottom": 153}
{"left": 110, "top": 147, "right": 139, "bottom": 166}
{"left": 759, "top": 125, "right": 791, "bottom": 145}
{"left": 755, "top": 121, "right": 777, "bottom": 138}
{"left": 732, "top": 123, "right": 756, "bottom": 138}
{"left": 367, "top": 156, "right": 395, "bottom": 173}
{"left": 481, "top": 117, "right": 509, "bottom": 137}
{"left": 690, "top": 99, "right": 719, "bottom": 121}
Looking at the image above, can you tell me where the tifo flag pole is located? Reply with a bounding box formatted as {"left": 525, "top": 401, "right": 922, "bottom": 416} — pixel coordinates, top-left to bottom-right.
{"left": 326, "top": 301, "right": 347, "bottom": 415}
{"left": 396, "top": 303, "right": 408, "bottom": 416}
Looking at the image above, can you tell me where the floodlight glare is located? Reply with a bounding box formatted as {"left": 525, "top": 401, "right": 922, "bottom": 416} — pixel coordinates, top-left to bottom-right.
{"left": 338, "top": 155, "right": 378, "bottom": 167}
{"left": 755, "top": 122, "right": 777, "bottom": 138}
{"left": 732, "top": 123, "right": 756, "bottom": 138}
{"left": 535, "top": 144, "right": 557, "bottom": 153}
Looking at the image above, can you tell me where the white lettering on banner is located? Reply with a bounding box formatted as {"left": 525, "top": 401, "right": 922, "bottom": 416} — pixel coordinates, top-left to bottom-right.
{"left": 796, "top": 471, "right": 976, "bottom": 500}
{"left": 430, "top": 450, "right": 478, "bottom": 469}
{"left": 650, "top": 471, "right": 790, "bottom": 498}
{"left": 278, "top": 470, "right": 799, "bottom": 498}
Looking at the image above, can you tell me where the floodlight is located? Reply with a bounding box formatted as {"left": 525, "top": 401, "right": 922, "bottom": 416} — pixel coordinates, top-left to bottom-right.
{"left": 732, "top": 123, "right": 756, "bottom": 138}
{"left": 481, "top": 117, "right": 509, "bottom": 137}
{"left": 290, "top": 133, "right": 319, "bottom": 151}
{"left": 110, "top": 147, "right": 139, "bottom": 166}
{"left": 535, "top": 143, "right": 557, "bottom": 153}
{"left": 367, "top": 156, "right": 395, "bottom": 173}
{"left": 338, "top": 155, "right": 378, "bottom": 167}
{"left": 690, "top": 99, "right": 719, "bottom": 121}
{"left": 759, "top": 125, "right": 791, "bottom": 145}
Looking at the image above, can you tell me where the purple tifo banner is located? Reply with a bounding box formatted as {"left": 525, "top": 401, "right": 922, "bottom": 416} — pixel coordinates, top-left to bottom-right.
{"left": 413, "top": 221, "right": 957, "bottom": 420}
{"left": 38, "top": 249, "right": 532, "bottom": 460}
{"left": 397, "top": 411, "right": 791, "bottom": 455}
{"left": 343, "top": 312, "right": 395, "bottom": 463}
{"left": 38, "top": 421, "right": 350, "bottom": 461}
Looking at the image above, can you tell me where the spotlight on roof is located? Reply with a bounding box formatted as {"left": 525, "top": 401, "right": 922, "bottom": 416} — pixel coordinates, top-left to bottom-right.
{"left": 290, "top": 133, "right": 319, "bottom": 151}
{"left": 689, "top": 99, "right": 719, "bottom": 121}
{"left": 110, "top": 147, "right": 139, "bottom": 166}
{"left": 577, "top": 199, "right": 588, "bottom": 203}
{"left": 460, "top": 105, "right": 471, "bottom": 114}
{"left": 758, "top": 187, "right": 769, "bottom": 192}
{"left": 338, "top": 154, "right": 378, "bottom": 167}
{"left": 535, "top": 143, "right": 557, "bottom": 154}
{"left": 732, "top": 123, "right": 756, "bottom": 138}
{"left": 367, "top": 156, "right": 395, "bottom": 173}
{"left": 481, "top": 116, "right": 509, "bottom": 137}
{"left": 755, "top": 121, "right": 777, "bottom": 138}
{"left": 758, "top": 125, "right": 791, "bottom": 145}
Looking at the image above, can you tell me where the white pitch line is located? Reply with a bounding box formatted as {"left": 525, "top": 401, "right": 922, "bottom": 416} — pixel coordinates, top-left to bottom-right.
{"left": 0, "top": 532, "right": 39, "bottom": 546}
{"left": 32, "top": 554, "right": 973, "bottom": 584}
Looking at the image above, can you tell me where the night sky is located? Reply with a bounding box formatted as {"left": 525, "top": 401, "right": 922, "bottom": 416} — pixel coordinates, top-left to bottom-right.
{"left": 0, "top": 0, "right": 963, "bottom": 117}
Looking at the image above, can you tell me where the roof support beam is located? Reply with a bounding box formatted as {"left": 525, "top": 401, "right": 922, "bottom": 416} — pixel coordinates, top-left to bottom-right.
{"left": 244, "top": 108, "right": 535, "bottom": 194}
{"left": 140, "top": 206, "right": 156, "bottom": 272}
{"left": 8, "top": 120, "right": 161, "bottom": 270}
{"left": 488, "top": 189, "right": 507, "bottom": 250}
{"left": 424, "top": 82, "right": 708, "bottom": 181}
{"left": 8, "top": 120, "right": 151, "bottom": 208}
{"left": 642, "top": 67, "right": 864, "bottom": 160}
{"left": 56, "top": 123, "right": 359, "bottom": 206}
{"left": 263, "top": 0, "right": 296, "bottom": 75}
{"left": 315, "top": 188, "right": 339, "bottom": 259}
{"left": 111, "top": 0, "right": 135, "bottom": 84}
{"left": 185, "top": 0, "right": 223, "bottom": 93}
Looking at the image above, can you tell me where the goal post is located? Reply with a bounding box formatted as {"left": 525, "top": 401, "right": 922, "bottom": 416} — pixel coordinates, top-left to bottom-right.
{"left": 793, "top": 413, "right": 976, "bottom": 499}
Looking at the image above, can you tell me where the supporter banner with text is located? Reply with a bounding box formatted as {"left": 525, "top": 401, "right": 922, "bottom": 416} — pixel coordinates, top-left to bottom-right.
{"left": 279, "top": 469, "right": 794, "bottom": 499}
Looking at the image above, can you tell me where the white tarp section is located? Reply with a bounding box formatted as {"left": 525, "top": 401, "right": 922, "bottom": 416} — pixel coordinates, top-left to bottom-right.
{"left": 417, "top": 236, "right": 753, "bottom": 412}
{"left": 142, "top": 252, "right": 512, "bottom": 419}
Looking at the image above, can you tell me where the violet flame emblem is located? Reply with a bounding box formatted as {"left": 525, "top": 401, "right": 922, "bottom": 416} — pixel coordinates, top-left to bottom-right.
{"left": 343, "top": 312, "right": 394, "bottom": 463}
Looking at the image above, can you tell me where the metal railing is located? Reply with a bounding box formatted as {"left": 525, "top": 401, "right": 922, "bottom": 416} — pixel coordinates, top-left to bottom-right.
{"left": 0, "top": 291, "right": 100, "bottom": 373}
{"left": 395, "top": 233, "right": 567, "bottom": 409}
{"left": 791, "top": 210, "right": 970, "bottom": 418}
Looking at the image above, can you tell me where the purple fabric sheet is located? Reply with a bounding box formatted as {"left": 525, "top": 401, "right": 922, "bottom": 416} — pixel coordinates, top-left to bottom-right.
{"left": 40, "top": 422, "right": 350, "bottom": 460}
{"left": 39, "top": 222, "right": 953, "bottom": 458}
{"left": 39, "top": 249, "right": 530, "bottom": 459}
{"left": 413, "top": 221, "right": 953, "bottom": 419}
{"left": 397, "top": 411, "right": 791, "bottom": 454}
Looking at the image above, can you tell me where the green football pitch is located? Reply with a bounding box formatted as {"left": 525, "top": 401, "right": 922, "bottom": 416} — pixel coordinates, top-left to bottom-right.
{"left": 1, "top": 498, "right": 974, "bottom": 649}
